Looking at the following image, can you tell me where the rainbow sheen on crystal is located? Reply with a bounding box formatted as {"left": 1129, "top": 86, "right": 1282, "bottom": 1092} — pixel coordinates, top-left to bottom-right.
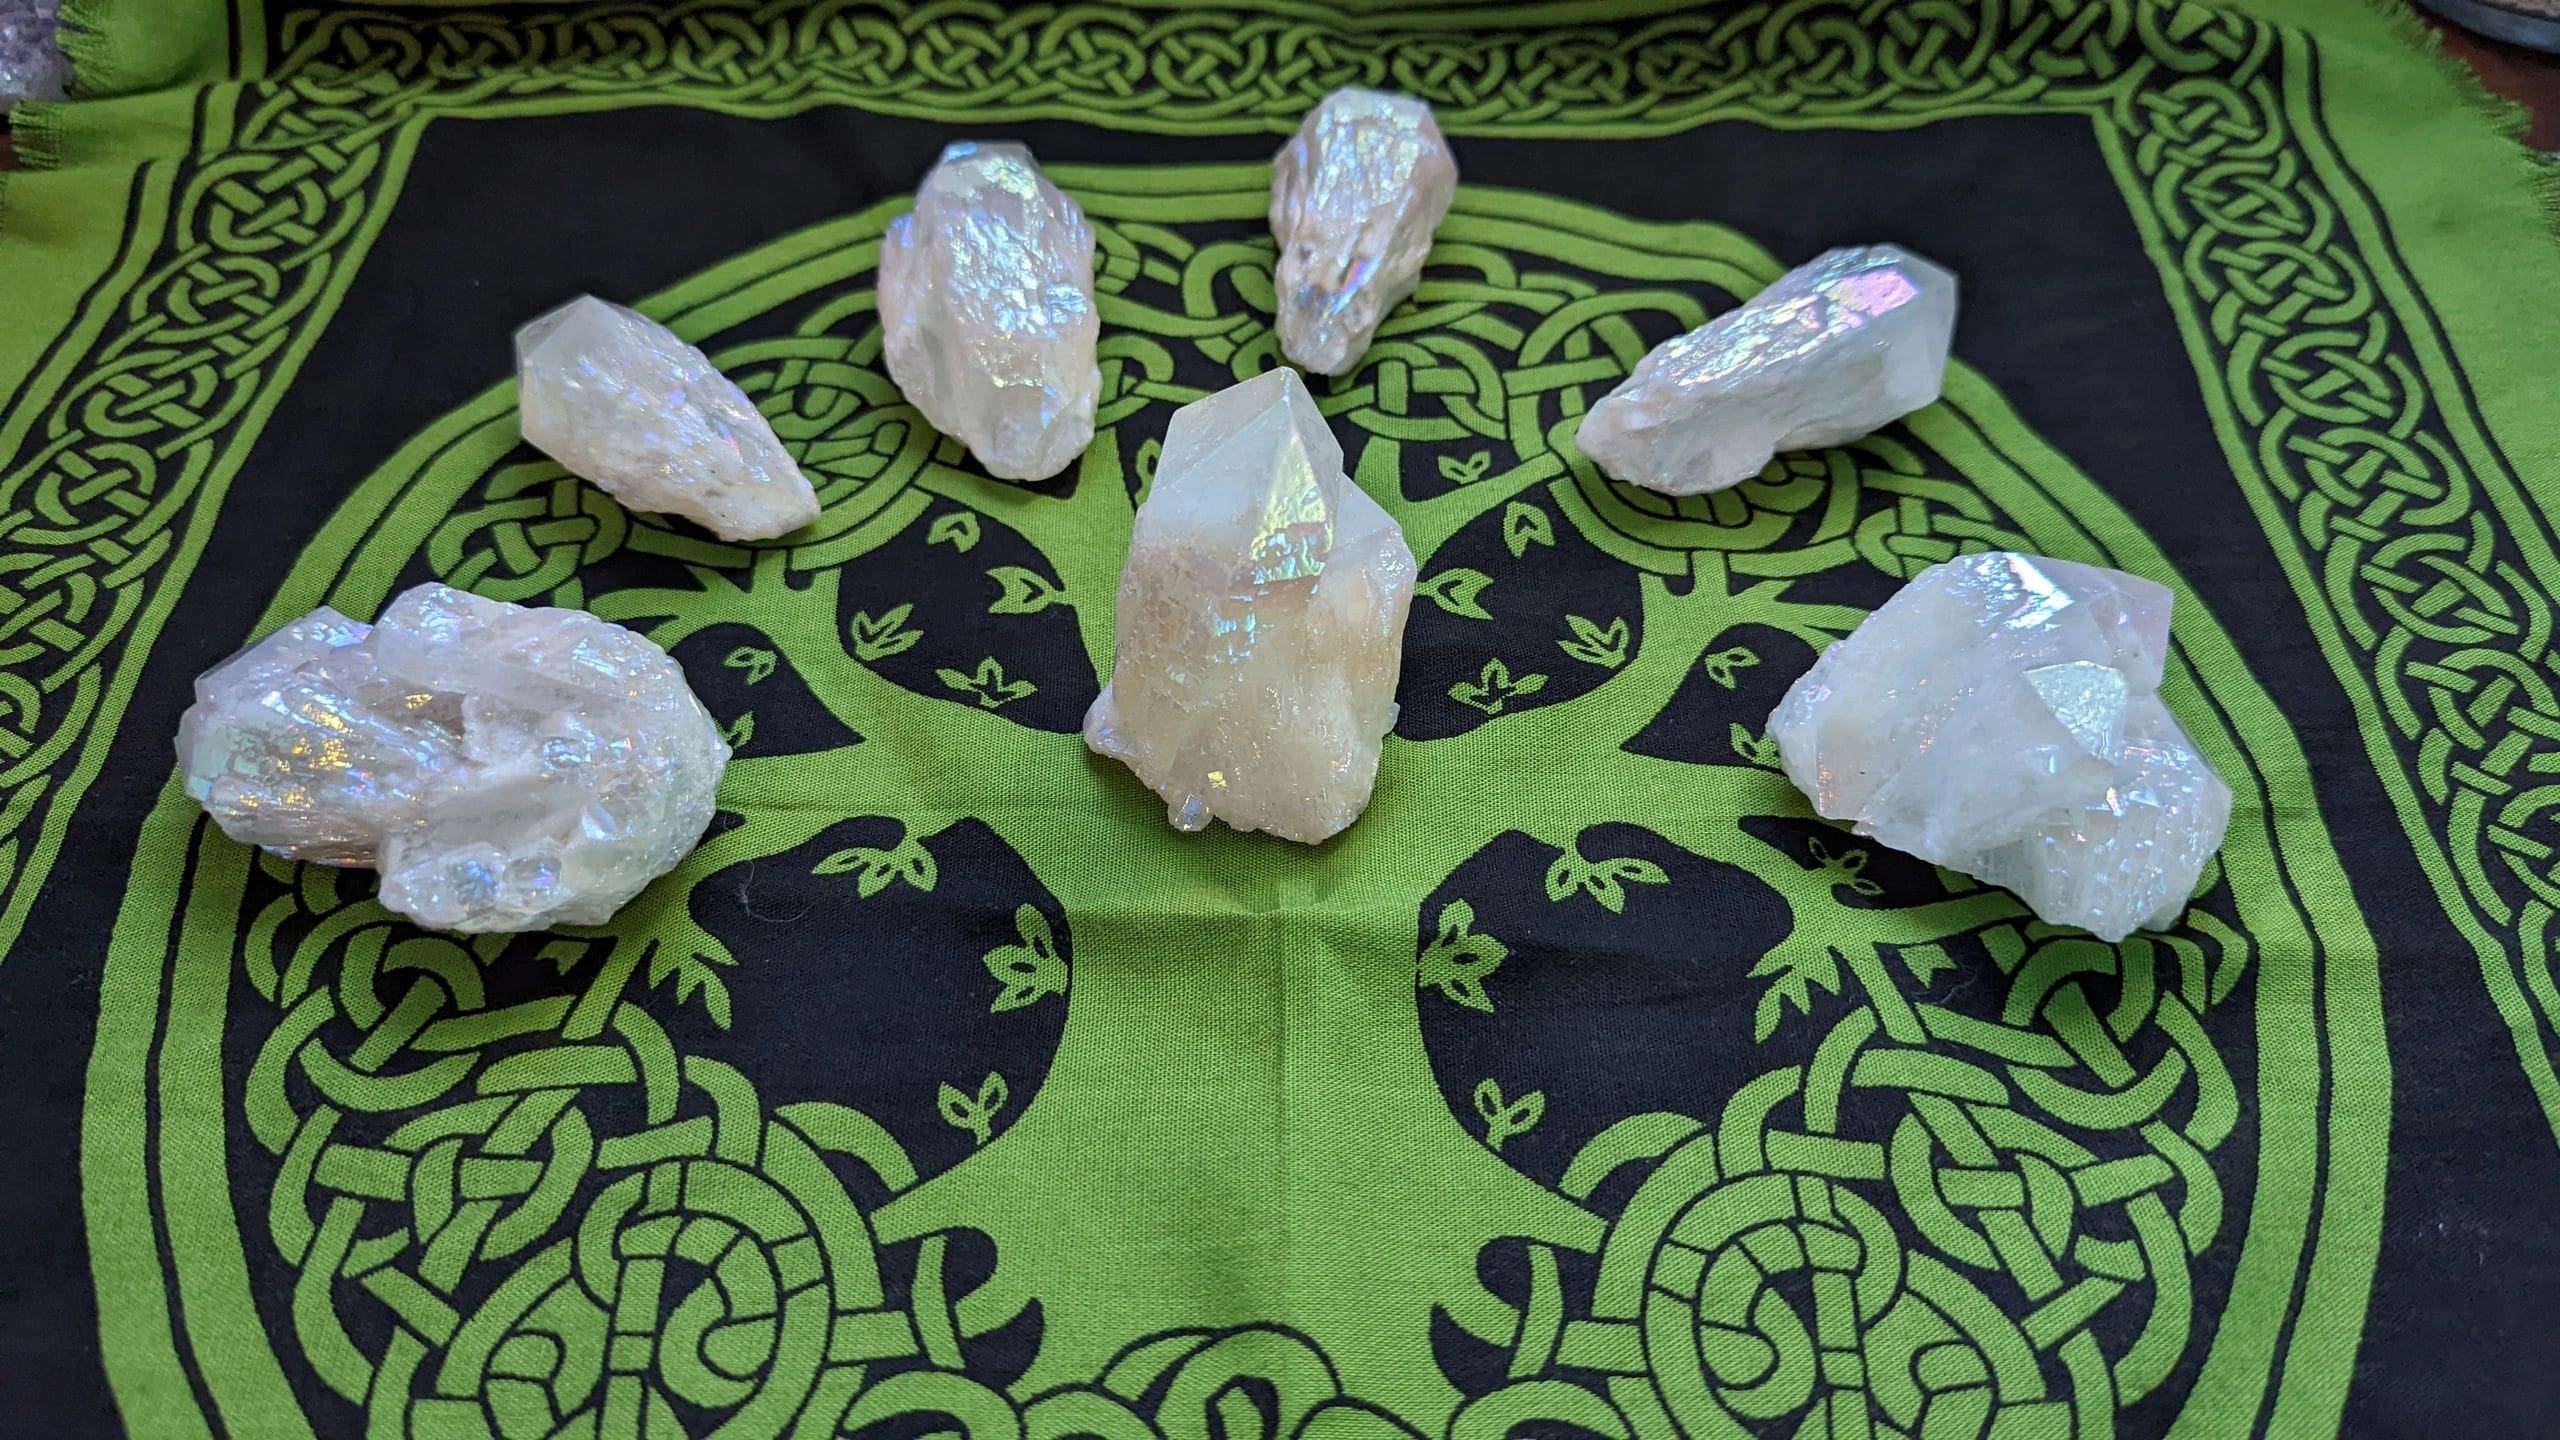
{"left": 1767, "top": 552, "right": 2228, "bottom": 941}
{"left": 881, "top": 141, "right": 1101, "bottom": 481}
{"left": 517, "top": 296, "right": 820, "bottom": 541}
{"left": 1578, "top": 244, "right": 1957, "bottom": 495}
{"left": 1085, "top": 368, "right": 1416, "bottom": 843}
{"left": 176, "top": 584, "right": 731, "bottom": 933}
{"left": 1269, "top": 88, "right": 1458, "bottom": 377}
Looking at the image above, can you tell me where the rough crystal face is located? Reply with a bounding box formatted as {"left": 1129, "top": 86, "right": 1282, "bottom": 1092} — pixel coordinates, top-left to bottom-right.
{"left": 881, "top": 141, "right": 1101, "bottom": 482}
{"left": 1578, "top": 244, "right": 1957, "bottom": 496}
{"left": 1766, "top": 552, "right": 2229, "bottom": 941}
{"left": 1269, "top": 87, "right": 1458, "bottom": 377}
{"left": 1084, "top": 367, "right": 1416, "bottom": 843}
{"left": 176, "top": 584, "right": 731, "bottom": 933}
{"left": 517, "top": 296, "right": 820, "bottom": 541}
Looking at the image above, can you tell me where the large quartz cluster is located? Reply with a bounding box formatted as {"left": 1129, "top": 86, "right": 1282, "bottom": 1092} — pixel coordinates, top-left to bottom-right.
{"left": 517, "top": 296, "right": 820, "bottom": 542}
{"left": 1269, "top": 87, "right": 1458, "bottom": 377}
{"left": 176, "top": 584, "right": 731, "bottom": 933}
{"left": 1579, "top": 244, "right": 1957, "bottom": 496}
{"left": 1767, "top": 553, "right": 2230, "bottom": 941}
{"left": 1085, "top": 367, "right": 1416, "bottom": 843}
{"left": 881, "top": 141, "right": 1101, "bottom": 482}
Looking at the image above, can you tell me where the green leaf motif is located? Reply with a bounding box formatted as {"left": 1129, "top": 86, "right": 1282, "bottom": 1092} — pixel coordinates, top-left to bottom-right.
{"left": 1418, "top": 568, "right": 1494, "bottom": 621}
{"left": 983, "top": 903, "right": 1068, "bottom": 1012}
{"left": 1544, "top": 842, "right": 1669, "bottom": 914}
{"left": 1730, "top": 723, "right": 1782, "bottom": 768}
{"left": 722, "top": 645, "right": 777, "bottom": 686}
{"left": 1417, "top": 899, "right": 1508, "bottom": 1012}
{"left": 987, "top": 566, "right": 1064, "bottom": 616}
{"left": 937, "top": 1071, "right": 1009, "bottom": 1146}
{"left": 1450, "top": 658, "right": 1548, "bottom": 716}
{"left": 1901, "top": 942, "right": 1957, "bottom": 986}
{"left": 1557, "top": 614, "right": 1629, "bottom": 668}
{"left": 1473, "top": 1078, "right": 1545, "bottom": 1153}
{"left": 651, "top": 944, "right": 738, "bottom": 1030}
{"left": 1504, "top": 501, "right": 1555, "bottom": 558}
{"left": 850, "top": 603, "right": 922, "bottom": 662}
{"left": 1700, "top": 645, "right": 1760, "bottom": 689}
{"left": 938, "top": 656, "right": 1036, "bottom": 710}
{"left": 1807, "top": 836, "right": 1883, "bottom": 898}
{"left": 723, "top": 711, "right": 755, "bottom": 750}
{"left": 1750, "top": 940, "right": 1844, "bottom": 1042}
{"left": 813, "top": 829, "right": 938, "bottom": 898}
{"left": 927, "top": 511, "right": 981, "bottom": 552}
{"left": 1437, "top": 449, "right": 1493, "bottom": 486}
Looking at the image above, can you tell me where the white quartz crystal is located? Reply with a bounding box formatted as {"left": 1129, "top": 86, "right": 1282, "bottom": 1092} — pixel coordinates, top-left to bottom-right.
{"left": 517, "top": 296, "right": 820, "bottom": 542}
{"left": 880, "top": 141, "right": 1100, "bottom": 482}
{"left": 177, "top": 584, "right": 731, "bottom": 933}
{"left": 1579, "top": 244, "right": 1957, "bottom": 496}
{"left": 1269, "top": 87, "right": 1458, "bottom": 377}
{"left": 1084, "top": 367, "right": 1415, "bottom": 843}
{"left": 1767, "top": 553, "right": 2229, "bottom": 942}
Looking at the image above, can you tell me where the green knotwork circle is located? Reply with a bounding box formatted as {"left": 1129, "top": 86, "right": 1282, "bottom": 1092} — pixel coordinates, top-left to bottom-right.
{"left": 115, "top": 168, "right": 2372, "bottom": 1438}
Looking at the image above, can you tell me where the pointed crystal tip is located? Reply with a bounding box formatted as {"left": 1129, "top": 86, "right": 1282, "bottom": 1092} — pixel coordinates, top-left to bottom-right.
{"left": 516, "top": 296, "right": 819, "bottom": 541}
{"left": 1579, "top": 243, "right": 1958, "bottom": 496}
{"left": 880, "top": 142, "right": 1102, "bottom": 482}
{"left": 1270, "top": 86, "right": 1458, "bottom": 377}
{"left": 1085, "top": 369, "right": 1417, "bottom": 843}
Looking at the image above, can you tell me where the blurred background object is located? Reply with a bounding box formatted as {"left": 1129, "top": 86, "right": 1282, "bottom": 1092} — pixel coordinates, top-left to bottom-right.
{"left": 0, "top": 0, "right": 63, "bottom": 111}
{"left": 2421, "top": 1, "right": 2560, "bottom": 155}
{"left": 2420, "top": 0, "right": 2560, "bottom": 58}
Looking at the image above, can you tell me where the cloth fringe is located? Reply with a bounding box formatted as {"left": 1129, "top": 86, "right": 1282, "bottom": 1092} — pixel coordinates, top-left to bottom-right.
{"left": 2369, "top": 0, "right": 2560, "bottom": 238}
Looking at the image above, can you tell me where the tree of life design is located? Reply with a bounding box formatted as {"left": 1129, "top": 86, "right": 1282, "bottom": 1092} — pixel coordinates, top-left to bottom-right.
{"left": 161, "top": 171, "right": 2363, "bottom": 1438}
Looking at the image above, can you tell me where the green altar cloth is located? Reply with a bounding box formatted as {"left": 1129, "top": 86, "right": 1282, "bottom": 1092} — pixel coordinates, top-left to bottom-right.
{"left": 2, "top": 2, "right": 2557, "bottom": 1435}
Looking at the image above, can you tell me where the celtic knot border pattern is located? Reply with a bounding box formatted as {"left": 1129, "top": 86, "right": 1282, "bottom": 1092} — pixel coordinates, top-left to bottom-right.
{"left": 200, "top": 0, "right": 2560, "bottom": 1131}
{"left": 100, "top": 152, "right": 2362, "bottom": 1440}
{"left": 28, "top": 2, "right": 2492, "bottom": 1436}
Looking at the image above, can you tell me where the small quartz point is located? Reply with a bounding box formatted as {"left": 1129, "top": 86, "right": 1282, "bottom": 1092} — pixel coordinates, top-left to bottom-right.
{"left": 1578, "top": 244, "right": 1957, "bottom": 496}
{"left": 176, "top": 584, "right": 732, "bottom": 933}
{"left": 517, "top": 296, "right": 820, "bottom": 541}
{"left": 1766, "top": 553, "right": 2230, "bottom": 942}
{"left": 1085, "top": 367, "right": 1416, "bottom": 843}
{"left": 881, "top": 141, "right": 1101, "bottom": 482}
{"left": 1269, "top": 87, "right": 1458, "bottom": 377}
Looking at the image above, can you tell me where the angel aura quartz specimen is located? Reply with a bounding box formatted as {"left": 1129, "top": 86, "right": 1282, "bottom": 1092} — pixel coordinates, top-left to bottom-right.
{"left": 1269, "top": 87, "right": 1459, "bottom": 377}
{"left": 177, "top": 584, "right": 732, "bottom": 934}
{"left": 1084, "top": 367, "right": 1416, "bottom": 843}
{"left": 1766, "top": 553, "right": 2230, "bottom": 942}
{"left": 880, "top": 141, "right": 1101, "bottom": 482}
{"left": 1578, "top": 244, "right": 1957, "bottom": 496}
{"left": 517, "top": 296, "right": 820, "bottom": 541}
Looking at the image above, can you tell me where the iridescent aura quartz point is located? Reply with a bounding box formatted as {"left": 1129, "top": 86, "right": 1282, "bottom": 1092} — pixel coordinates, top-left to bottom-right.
{"left": 1766, "top": 553, "right": 2230, "bottom": 942}
{"left": 516, "top": 296, "right": 820, "bottom": 541}
{"left": 881, "top": 141, "right": 1101, "bottom": 482}
{"left": 1578, "top": 244, "right": 1957, "bottom": 496}
{"left": 176, "top": 584, "right": 732, "bottom": 934}
{"left": 1269, "top": 87, "right": 1459, "bottom": 377}
{"left": 1085, "top": 367, "right": 1417, "bottom": 843}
